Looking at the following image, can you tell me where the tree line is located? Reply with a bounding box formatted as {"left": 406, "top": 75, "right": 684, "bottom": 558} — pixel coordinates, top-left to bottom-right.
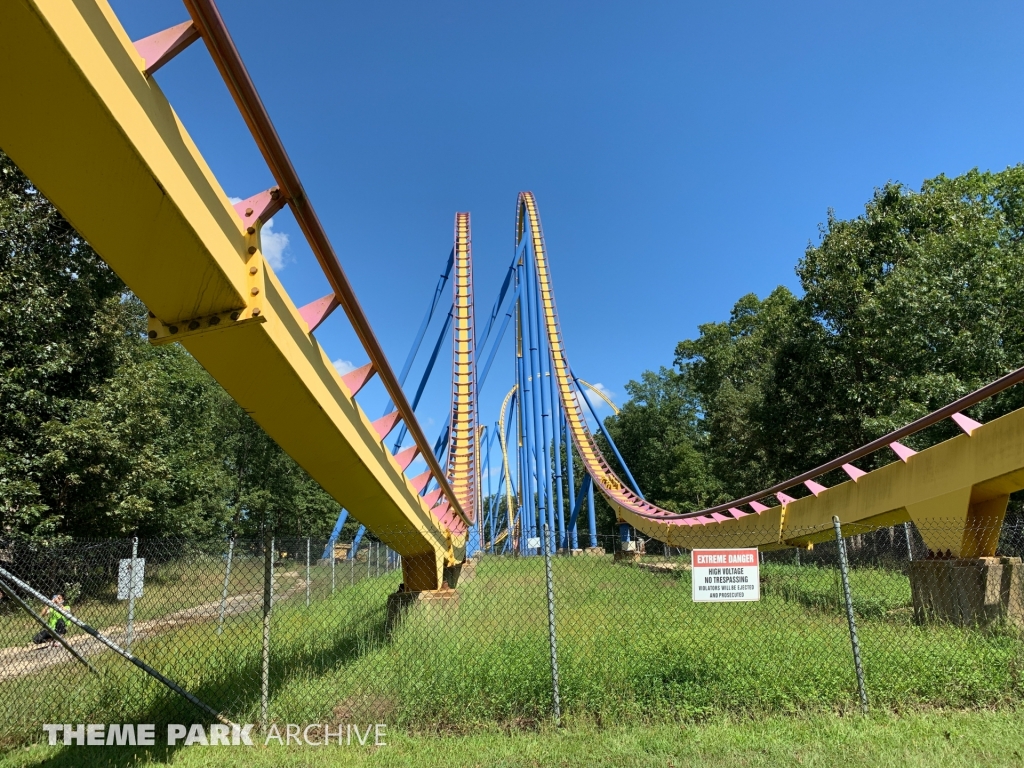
{"left": 5, "top": 147, "right": 1024, "bottom": 541}
{"left": 0, "top": 152, "right": 339, "bottom": 542}
{"left": 605, "top": 165, "right": 1024, "bottom": 520}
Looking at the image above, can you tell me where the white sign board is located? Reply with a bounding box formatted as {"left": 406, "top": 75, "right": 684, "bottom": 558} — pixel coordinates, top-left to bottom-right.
{"left": 691, "top": 548, "right": 759, "bottom": 602}
{"left": 117, "top": 558, "right": 145, "bottom": 600}
{"left": 526, "top": 537, "right": 541, "bottom": 549}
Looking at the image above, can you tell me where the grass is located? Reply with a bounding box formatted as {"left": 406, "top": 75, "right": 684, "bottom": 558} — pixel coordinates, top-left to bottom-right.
{"left": 0, "top": 555, "right": 265, "bottom": 650}
{"left": 0, "top": 555, "right": 1021, "bottom": 748}
{"left": 2, "top": 710, "right": 1024, "bottom": 767}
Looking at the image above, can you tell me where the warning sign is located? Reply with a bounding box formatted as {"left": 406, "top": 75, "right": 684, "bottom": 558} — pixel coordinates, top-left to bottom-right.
{"left": 691, "top": 548, "right": 759, "bottom": 602}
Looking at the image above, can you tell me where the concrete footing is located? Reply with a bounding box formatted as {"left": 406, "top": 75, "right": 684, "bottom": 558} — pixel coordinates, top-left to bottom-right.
{"left": 385, "top": 587, "right": 459, "bottom": 634}
{"left": 583, "top": 547, "right": 605, "bottom": 556}
{"left": 443, "top": 557, "right": 476, "bottom": 589}
{"left": 613, "top": 550, "right": 641, "bottom": 564}
{"left": 910, "top": 557, "right": 1023, "bottom": 628}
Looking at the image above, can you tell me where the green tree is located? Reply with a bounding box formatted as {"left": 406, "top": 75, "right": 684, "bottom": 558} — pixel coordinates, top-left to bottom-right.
{"left": 0, "top": 151, "right": 338, "bottom": 541}
{"left": 614, "top": 165, "right": 1024, "bottom": 512}
{"left": 605, "top": 367, "right": 723, "bottom": 512}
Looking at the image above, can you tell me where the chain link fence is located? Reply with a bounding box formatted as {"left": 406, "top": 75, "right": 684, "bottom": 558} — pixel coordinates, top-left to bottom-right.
{"left": 0, "top": 520, "right": 1021, "bottom": 746}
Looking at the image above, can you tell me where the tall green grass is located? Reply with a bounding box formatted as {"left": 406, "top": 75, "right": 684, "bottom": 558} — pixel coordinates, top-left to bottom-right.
{"left": 0, "top": 556, "right": 1020, "bottom": 746}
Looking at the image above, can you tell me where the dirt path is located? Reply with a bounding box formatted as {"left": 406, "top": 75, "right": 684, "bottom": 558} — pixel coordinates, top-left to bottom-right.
{"left": 0, "top": 572, "right": 306, "bottom": 683}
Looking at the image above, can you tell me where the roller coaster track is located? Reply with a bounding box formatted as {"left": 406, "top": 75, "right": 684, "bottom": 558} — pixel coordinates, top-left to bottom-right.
{"left": 446, "top": 214, "right": 478, "bottom": 523}
{"left": 0, "top": 0, "right": 466, "bottom": 591}
{"left": 518, "top": 191, "right": 1024, "bottom": 558}
{"left": 4, "top": 0, "right": 1023, "bottom": 582}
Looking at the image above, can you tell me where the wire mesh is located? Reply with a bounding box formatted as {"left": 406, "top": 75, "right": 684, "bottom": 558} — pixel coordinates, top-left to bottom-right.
{"left": 0, "top": 520, "right": 1020, "bottom": 746}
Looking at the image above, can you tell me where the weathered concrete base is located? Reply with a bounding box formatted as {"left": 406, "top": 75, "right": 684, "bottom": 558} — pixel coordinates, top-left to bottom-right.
{"left": 385, "top": 587, "right": 459, "bottom": 634}
{"left": 910, "top": 557, "right": 1023, "bottom": 628}
{"left": 567, "top": 549, "right": 584, "bottom": 556}
{"left": 613, "top": 550, "right": 641, "bottom": 564}
{"left": 637, "top": 561, "right": 689, "bottom": 575}
{"left": 448, "top": 557, "right": 476, "bottom": 586}
{"left": 584, "top": 547, "right": 605, "bottom": 556}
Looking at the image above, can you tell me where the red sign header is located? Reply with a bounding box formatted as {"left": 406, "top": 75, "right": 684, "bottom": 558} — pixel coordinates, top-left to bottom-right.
{"left": 691, "top": 548, "right": 759, "bottom": 567}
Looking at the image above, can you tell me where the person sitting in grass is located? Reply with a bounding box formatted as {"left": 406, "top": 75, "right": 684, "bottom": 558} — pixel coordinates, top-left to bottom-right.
{"left": 32, "top": 594, "right": 67, "bottom": 649}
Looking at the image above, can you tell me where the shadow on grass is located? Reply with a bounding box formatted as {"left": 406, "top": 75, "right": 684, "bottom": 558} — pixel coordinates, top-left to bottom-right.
{"left": 6, "top": 596, "right": 392, "bottom": 767}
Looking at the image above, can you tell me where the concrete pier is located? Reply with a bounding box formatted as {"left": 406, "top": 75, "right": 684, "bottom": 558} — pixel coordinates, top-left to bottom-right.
{"left": 910, "top": 556, "right": 1023, "bottom": 628}
{"left": 385, "top": 586, "right": 459, "bottom": 634}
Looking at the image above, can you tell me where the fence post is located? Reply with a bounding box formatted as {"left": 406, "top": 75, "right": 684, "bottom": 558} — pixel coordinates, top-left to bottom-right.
{"left": 904, "top": 522, "right": 914, "bottom": 561}
{"left": 261, "top": 534, "right": 274, "bottom": 732}
{"left": 125, "top": 537, "right": 138, "bottom": 653}
{"left": 541, "top": 523, "right": 562, "bottom": 724}
{"left": 217, "top": 536, "right": 235, "bottom": 635}
{"left": 331, "top": 547, "right": 336, "bottom": 594}
{"left": 832, "top": 516, "right": 869, "bottom": 713}
{"left": 305, "top": 537, "right": 311, "bottom": 608}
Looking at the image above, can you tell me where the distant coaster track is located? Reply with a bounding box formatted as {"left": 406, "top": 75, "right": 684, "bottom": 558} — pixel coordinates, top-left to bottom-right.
{"left": 514, "top": 191, "right": 1024, "bottom": 558}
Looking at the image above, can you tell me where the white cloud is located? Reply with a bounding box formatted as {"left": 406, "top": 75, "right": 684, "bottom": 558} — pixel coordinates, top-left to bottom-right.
{"left": 586, "top": 382, "right": 617, "bottom": 410}
{"left": 229, "top": 196, "right": 289, "bottom": 271}
{"left": 260, "top": 219, "right": 290, "bottom": 270}
{"left": 332, "top": 359, "right": 358, "bottom": 376}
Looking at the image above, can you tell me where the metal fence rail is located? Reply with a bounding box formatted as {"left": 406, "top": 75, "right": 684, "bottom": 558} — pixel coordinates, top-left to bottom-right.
{"left": 0, "top": 521, "right": 1020, "bottom": 744}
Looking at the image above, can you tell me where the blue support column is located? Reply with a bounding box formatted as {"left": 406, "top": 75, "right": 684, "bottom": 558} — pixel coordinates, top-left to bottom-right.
{"left": 619, "top": 522, "right": 631, "bottom": 543}
{"left": 478, "top": 283, "right": 521, "bottom": 394}
{"left": 391, "top": 309, "right": 453, "bottom": 452}
{"left": 347, "top": 525, "right": 366, "bottom": 560}
{"left": 575, "top": 374, "right": 645, "bottom": 500}
{"left": 530, "top": 250, "right": 555, "bottom": 552}
{"left": 567, "top": 473, "right": 592, "bottom": 534}
{"left": 587, "top": 479, "right": 597, "bottom": 548}
{"left": 466, "top": 425, "right": 485, "bottom": 558}
{"left": 550, "top": 367, "right": 566, "bottom": 550}
{"left": 383, "top": 250, "right": 454, "bottom": 415}
{"left": 485, "top": 425, "right": 495, "bottom": 553}
{"left": 564, "top": 410, "right": 578, "bottom": 549}
{"left": 516, "top": 259, "right": 537, "bottom": 554}
{"left": 524, "top": 244, "right": 550, "bottom": 554}
{"left": 321, "top": 508, "right": 349, "bottom": 560}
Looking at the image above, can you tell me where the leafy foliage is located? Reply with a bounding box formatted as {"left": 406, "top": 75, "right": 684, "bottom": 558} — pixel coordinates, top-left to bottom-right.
{"left": 0, "top": 151, "right": 338, "bottom": 541}
{"left": 608, "top": 166, "right": 1024, "bottom": 513}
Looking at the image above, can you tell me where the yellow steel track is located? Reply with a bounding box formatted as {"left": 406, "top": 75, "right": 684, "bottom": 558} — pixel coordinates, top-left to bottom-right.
{"left": 446, "top": 214, "right": 478, "bottom": 522}
{"left": 0, "top": 0, "right": 463, "bottom": 589}
{"left": 518, "top": 192, "right": 1024, "bottom": 556}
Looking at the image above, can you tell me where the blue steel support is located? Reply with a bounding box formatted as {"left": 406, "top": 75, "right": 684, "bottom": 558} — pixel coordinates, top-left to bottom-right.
{"left": 619, "top": 522, "right": 632, "bottom": 543}
{"left": 488, "top": 434, "right": 500, "bottom": 554}
{"left": 525, "top": 243, "right": 550, "bottom": 553}
{"left": 532, "top": 253, "right": 556, "bottom": 553}
{"left": 504, "top": 508, "right": 523, "bottom": 554}
{"left": 483, "top": 425, "right": 493, "bottom": 553}
{"left": 563, "top": 410, "right": 578, "bottom": 549}
{"left": 321, "top": 508, "right": 349, "bottom": 560}
{"left": 575, "top": 374, "right": 645, "bottom": 500}
{"left": 567, "top": 473, "right": 592, "bottom": 535}
{"left": 347, "top": 525, "right": 366, "bottom": 561}
{"left": 477, "top": 255, "right": 518, "bottom": 352}
{"left": 550, "top": 366, "right": 566, "bottom": 549}
{"left": 383, "top": 249, "right": 454, "bottom": 415}
{"left": 478, "top": 283, "right": 521, "bottom": 394}
{"left": 517, "top": 257, "right": 538, "bottom": 554}
{"left": 504, "top": 393, "right": 520, "bottom": 552}
{"left": 391, "top": 309, "right": 453, "bottom": 452}
{"left": 587, "top": 478, "right": 597, "bottom": 548}
{"left": 467, "top": 425, "right": 485, "bottom": 558}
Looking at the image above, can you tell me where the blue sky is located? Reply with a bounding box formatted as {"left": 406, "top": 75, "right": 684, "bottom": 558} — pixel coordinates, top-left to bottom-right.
{"left": 110, "top": 0, "right": 1024, "bottom": 449}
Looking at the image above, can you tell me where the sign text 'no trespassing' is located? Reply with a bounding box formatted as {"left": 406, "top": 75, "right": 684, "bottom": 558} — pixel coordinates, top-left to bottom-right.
{"left": 691, "top": 548, "right": 759, "bottom": 602}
